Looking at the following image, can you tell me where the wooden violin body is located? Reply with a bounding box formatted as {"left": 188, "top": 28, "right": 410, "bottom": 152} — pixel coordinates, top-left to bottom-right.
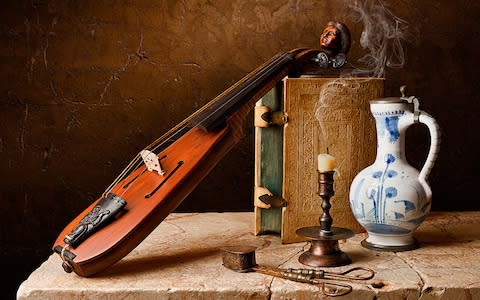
{"left": 52, "top": 48, "right": 329, "bottom": 277}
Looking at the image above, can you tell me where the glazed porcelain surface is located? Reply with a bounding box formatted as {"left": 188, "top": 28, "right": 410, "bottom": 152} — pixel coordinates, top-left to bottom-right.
{"left": 349, "top": 94, "right": 440, "bottom": 250}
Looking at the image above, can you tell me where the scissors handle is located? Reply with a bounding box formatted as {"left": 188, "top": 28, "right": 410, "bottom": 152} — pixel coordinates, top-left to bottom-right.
{"left": 330, "top": 266, "right": 375, "bottom": 280}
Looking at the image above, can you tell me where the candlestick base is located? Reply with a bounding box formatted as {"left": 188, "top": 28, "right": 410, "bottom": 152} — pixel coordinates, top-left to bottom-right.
{"left": 296, "top": 226, "right": 354, "bottom": 267}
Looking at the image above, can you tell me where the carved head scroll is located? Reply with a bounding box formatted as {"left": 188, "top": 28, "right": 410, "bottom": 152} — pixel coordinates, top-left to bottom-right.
{"left": 320, "top": 21, "right": 351, "bottom": 56}
{"left": 315, "top": 21, "right": 351, "bottom": 69}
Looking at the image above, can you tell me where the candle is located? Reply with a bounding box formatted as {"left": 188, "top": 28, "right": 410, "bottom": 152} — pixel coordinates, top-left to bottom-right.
{"left": 317, "top": 153, "right": 336, "bottom": 172}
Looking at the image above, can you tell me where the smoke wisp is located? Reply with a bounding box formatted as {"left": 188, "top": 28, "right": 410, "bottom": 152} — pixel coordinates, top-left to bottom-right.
{"left": 346, "top": 0, "right": 409, "bottom": 78}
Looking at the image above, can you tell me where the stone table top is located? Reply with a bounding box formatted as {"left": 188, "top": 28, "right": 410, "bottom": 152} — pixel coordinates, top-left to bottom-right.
{"left": 18, "top": 211, "right": 480, "bottom": 299}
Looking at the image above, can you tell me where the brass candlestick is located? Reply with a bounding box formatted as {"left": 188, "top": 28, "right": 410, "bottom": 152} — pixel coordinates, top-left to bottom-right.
{"left": 296, "top": 170, "right": 354, "bottom": 267}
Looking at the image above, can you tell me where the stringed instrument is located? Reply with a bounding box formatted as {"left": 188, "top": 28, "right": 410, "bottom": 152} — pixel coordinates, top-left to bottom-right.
{"left": 52, "top": 45, "right": 348, "bottom": 277}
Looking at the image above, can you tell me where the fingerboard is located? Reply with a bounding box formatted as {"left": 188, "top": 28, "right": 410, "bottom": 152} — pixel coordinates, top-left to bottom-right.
{"left": 188, "top": 51, "right": 296, "bottom": 131}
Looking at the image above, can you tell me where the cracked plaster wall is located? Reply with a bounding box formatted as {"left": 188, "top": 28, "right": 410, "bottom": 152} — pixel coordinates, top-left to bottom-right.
{"left": 1, "top": 0, "right": 480, "bottom": 296}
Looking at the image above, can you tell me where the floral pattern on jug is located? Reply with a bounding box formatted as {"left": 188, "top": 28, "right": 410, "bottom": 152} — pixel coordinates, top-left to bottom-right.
{"left": 349, "top": 88, "right": 440, "bottom": 251}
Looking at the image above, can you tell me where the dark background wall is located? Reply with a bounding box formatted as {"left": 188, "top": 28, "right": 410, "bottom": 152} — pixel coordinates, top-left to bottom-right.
{"left": 2, "top": 0, "right": 479, "bottom": 298}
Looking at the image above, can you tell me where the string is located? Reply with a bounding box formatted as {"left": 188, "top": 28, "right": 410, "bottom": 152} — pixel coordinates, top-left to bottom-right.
{"left": 190, "top": 52, "right": 294, "bottom": 130}
{"left": 142, "top": 53, "right": 293, "bottom": 153}
{"left": 103, "top": 50, "right": 301, "bottom": 196}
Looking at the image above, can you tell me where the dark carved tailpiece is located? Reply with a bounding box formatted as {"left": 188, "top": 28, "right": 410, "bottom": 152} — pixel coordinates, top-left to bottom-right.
{"left": 64, "top": 193, "right": 127, "bottom": 248}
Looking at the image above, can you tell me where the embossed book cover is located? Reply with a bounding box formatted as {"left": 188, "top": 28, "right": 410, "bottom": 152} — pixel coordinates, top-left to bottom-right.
{"left": 255, "top": 77, "right": 384, "bottom": 243}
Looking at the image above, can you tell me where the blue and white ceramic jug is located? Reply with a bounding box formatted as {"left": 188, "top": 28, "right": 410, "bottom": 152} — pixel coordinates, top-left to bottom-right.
{"left": 349, "top": 87, "right": 441, "bottom": 251}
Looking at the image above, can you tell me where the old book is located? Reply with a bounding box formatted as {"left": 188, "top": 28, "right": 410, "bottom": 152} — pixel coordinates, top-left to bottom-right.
{"left": 254, "top": 77, "right": 384, "bottom": 243}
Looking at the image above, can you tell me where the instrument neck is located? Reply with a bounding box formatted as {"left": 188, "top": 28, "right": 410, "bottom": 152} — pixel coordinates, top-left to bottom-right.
{"left": 190, "top": 50, "right": 310, "bottom": 132}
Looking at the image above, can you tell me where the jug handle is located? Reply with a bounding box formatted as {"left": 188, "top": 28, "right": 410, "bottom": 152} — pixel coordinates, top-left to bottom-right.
{"left": 416, "top": 111, "right": 441, "bottom": 182}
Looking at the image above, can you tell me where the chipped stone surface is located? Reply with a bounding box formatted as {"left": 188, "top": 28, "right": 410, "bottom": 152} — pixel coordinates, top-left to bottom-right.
{"left": 17, "top": 212, "right": 480, "bottom": 299}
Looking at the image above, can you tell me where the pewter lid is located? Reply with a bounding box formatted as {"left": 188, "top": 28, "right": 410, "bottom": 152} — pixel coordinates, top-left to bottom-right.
{"left": 370, "top": 85, "right": 411, "bottom": 104}
{"left": 370, "top": 97, "right": 408, "bottom": 104}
